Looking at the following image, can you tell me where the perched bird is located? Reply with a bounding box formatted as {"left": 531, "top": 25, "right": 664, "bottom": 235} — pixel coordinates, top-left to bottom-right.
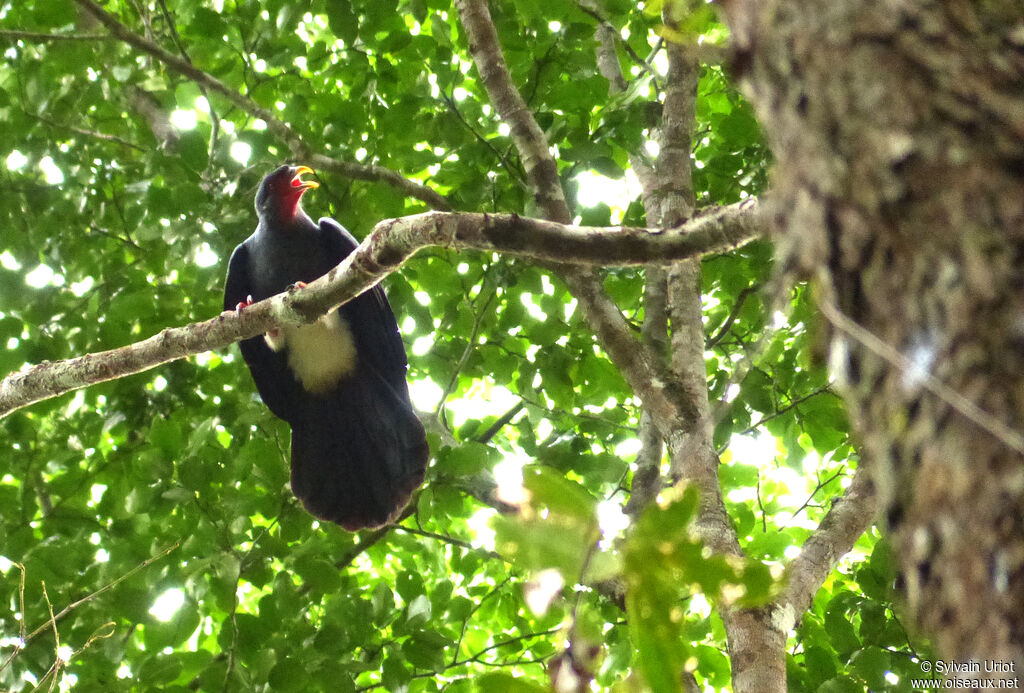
{"left": 224, "top": 165, "right": 428, "bottom": 530}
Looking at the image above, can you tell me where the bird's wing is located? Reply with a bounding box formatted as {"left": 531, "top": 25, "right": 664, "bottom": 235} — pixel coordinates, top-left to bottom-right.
{"left": 224, "top": 242, "right": 299, "bottom": 421}
{"left": 318, "top": 217, "right": 413, "bottom": 403}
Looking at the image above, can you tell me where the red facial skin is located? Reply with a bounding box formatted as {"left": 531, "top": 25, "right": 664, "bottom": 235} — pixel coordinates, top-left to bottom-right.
{"left": 278, "top": 166, "right": 319, "bottom": 219}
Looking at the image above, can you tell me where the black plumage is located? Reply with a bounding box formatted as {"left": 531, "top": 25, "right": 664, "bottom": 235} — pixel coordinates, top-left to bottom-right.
{"left": 224, "top": 165, "right": 428, "bottom": 530}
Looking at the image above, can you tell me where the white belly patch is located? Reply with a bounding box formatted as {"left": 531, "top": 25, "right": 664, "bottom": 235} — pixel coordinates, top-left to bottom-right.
{"left": 265, "top": 311, "right": 357, "bottom": 394}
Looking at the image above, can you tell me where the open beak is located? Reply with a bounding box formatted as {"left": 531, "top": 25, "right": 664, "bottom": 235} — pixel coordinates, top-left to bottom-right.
{"left": 290, "top": 165, "right": 320, "bottom": 192}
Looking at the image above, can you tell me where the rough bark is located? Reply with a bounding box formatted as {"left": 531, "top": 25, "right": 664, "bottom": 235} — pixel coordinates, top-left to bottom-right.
{"left": 778, "top": 466, "right": 878, "bottom": 616}
{"left": 454, "top": 0, "right": 673, "bottom": 428}
{"left": 0, "top": 208, "right": 763, "bottom": 418}
{"left": 721, "top": 0, "right": 1024, "bottom": 679}
{"left": 589, "top": 12, "right": 815, "bottom": 690}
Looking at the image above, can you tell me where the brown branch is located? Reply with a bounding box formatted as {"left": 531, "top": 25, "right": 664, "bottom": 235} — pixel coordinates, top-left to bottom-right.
{"left": 0, "top": 30, "right": 113, "bottom": 41}
{"left": 706, "top": 283, "right": 761, "bottom": 349}
{"left": 777, "top": 466, "right": 878, "bottom": 616}
{"left": 476, "top": 401, "right": 526, "bottom": 444}
{"left": 578, "top": 0, "right": 661, "bottom": 90}
{"left": 455, "top": 0, "right": 571, "bottom": 223}
{"left": 623, "top": 410, "right": 663, "bottom": 518}
{"left": 72, "top": 0, "right": 450, "bottom": 210}
{"left": 588, "top": 3, "right": 670, "bottom": 524}
{"left": 0, "top": 205, "right": 765, "bottom": 418}
{"left": 22, "top": 543, "right": 179, "bottom": 646}
{"left": 624, "top": 268, "right": 670, "bottom": 517}
{"left": 455, "top": 0, "right": 699, "bottom": 437}
{"left": 595, "top": 34, "right": 657, "bottom": 186}
{"left": 639, "top": 29, "right": 745, "bottom": 576}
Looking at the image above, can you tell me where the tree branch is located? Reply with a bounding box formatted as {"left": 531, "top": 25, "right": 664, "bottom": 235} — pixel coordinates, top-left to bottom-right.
{"left": 26, "top": 109, "right": 146, "bottom": 152}
{"left": 0, "top": 30, "right": 113, "bottom": 42}
{"left": 454, "top": 0, "right": 571, "bottom": 223}
{"left": 777, "top": 466, "right": 878, "bottom": 616}
{"left": 706, "top": 283, "right": 760, "bottom": 348}
{"left": 455, "top": 0, "right": 696, "bottom": 437}
{"left": 71, "top": 0, "right": 450, "bottom": 210}
{"left": 588, "top": 3, "right": 669, "bottom": 523}
{"left": 578, "top": 0, "right": 662, "bottom": 91}
{"left": 0, "top": 206, "right": 764, "bottom": 418}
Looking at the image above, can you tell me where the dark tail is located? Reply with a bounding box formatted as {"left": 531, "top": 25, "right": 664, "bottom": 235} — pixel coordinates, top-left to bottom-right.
{"left": 289, "top": 370, "right": 428, "bottom": 531}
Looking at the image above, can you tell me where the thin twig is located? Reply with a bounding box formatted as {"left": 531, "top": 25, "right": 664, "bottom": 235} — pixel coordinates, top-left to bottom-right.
{"left": 72, "top": 0, "right": 450, "bottom": 210}
{"left": 818, "top": 297, "right": 1024, "bottom": 454}
{"left": 458, "top": 628, "right": 562, "bottom": 664}
{"left": 786, "top": 469, "right": 846, "bottom": 524}
{"left": 707, "top": 284, "right": 761, "bottom": 349}
{"left": 392, "top": 525, "right": 503, "bottom": 560}
{"left": 154, "top": 0, "right": 221, "bottom": 172}
{"left": 334, "top": 526, "right": 391, "bottom": 569}
{"left": 754, "top": 473, "right": 768, "bottom": 532}
{"left": 440, "top": 90, "right": 527, "bottom": 188}
{"left": 434, "top": 287, "right": 497, "bottom": 421}
{"left": 476, "top": 401, "right": 526, "bottom": 444}
{"left": 25, "top": 110, "right": 145, "bottom": 152}
{"left": 726, "top": 384, "right": 836, "bottom": 445}
{"left": 0, "top": 563, "right": 28, "bottom": 674}
{"left": 22, "top": 542, "right": 179, "bottom": 644}
{"left": 450, "top": 576, "right": 514, "bottom": 665}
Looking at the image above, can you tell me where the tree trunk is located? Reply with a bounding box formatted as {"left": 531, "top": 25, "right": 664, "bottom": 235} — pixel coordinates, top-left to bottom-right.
{"left": 720, "top": 0, "right": 1024, "bottom": 680}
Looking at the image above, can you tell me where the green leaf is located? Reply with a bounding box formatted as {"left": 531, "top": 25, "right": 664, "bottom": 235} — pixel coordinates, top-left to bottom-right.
{"left": 137, "top": 655, "right": 184, "bottom": 685}
{"left": 520, "top": 466, "right": 597, "bottom": 521}
{"left": 824, "top": 607, "right": 861, "bottom": 656}
{"left": 178, "top": 131, "right": 209, "bottom": 171}
{"left": 190, "top": 8, "right": 229, "bottom": 39}
{"left": 849, "top": 647, "right": 890, "bottom": 689}
{"left": 406, "top": 593, "right": 432, "bottom": 627}
{"left": 402, "top": 631, "right": 450, "bottom": 672}
{"left": 325, "top": 0, "right": 359, "bottom": 44}
{"left": 475, "top": 672, "right": 549, "bottom": 693}
{"left": 268, "top": 659, "right": 312, "bottom": 692}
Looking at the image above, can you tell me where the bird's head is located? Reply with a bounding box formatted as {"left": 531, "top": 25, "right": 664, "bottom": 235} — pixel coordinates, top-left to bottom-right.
{"left": 254, "top": 164, "right": 320, "bottom": 222}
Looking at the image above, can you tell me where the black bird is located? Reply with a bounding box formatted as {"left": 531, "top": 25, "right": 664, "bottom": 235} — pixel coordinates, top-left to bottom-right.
{"left": 224, "top": 165, "right": 428, "bottom": 530}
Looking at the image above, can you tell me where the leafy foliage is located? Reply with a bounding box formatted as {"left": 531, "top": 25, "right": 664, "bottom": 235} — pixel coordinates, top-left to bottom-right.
{"left": 0, "top": 0, "right": 929, "bottom": 691}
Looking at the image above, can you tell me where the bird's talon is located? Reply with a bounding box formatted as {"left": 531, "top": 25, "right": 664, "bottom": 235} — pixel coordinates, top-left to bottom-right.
{"left": 235, "top": 295, "right": 254, "bottom": 314}
{"left": 288, "top": 281, "right": 308, "bottom": 292}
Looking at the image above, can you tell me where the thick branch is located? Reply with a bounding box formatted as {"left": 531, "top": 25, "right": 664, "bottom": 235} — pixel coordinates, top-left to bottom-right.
{"left": 454, "top": 0, "right": 696, "bottom": 437}
{"left": 0, "top": 30, "right": 113, "bottom": 41}
{"left": 72, "top": 0, "right": 450, "bottom": 210}
{"left": 454, "top": 0, "right": 571, "bottom": 223}
{"left": 0, "top": 206, "right": 765, "bottom": 417}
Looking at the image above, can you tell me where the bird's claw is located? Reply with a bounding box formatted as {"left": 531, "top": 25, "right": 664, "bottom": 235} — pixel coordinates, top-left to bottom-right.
{"left": 235, "top": 295, "right": 254, "bottom": 314}
{"left": 288, "top": 281, "right": 308, "bottom": 292}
